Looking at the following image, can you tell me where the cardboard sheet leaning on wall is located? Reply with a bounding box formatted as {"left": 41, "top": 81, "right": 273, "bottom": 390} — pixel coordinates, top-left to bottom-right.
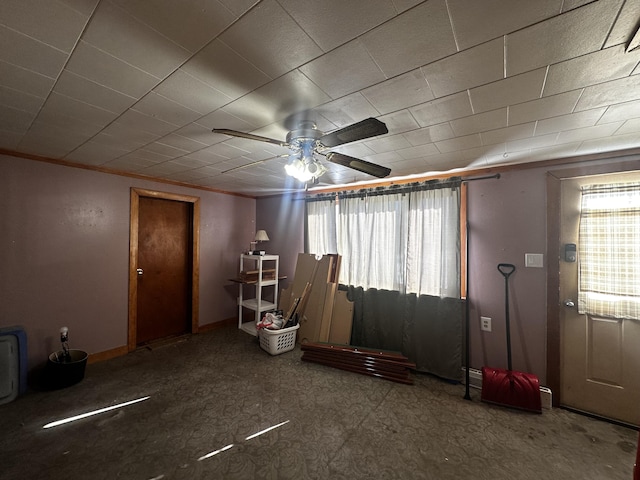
{"left": 279, "top": 253, "right": 353, "bottom": 345}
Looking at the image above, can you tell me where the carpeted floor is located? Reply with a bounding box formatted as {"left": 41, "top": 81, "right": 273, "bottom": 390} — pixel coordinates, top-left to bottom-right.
{"left": 0, "top": 325, "right": 637, "bottom": 480}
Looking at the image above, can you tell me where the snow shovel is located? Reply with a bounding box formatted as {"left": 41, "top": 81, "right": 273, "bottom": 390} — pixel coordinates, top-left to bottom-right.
{"left": 481, "top": 263, "right": 542, "bottom": 413}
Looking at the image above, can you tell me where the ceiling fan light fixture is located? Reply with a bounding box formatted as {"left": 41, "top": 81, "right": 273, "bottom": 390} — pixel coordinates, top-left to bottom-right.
{"left": 284, "top": 156, "right": 327, "bottom": 183}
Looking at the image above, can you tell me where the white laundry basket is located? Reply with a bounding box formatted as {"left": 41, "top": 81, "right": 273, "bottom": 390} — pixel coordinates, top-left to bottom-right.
{"left": 258, "top": 324, "right": 299, "bottom": 355}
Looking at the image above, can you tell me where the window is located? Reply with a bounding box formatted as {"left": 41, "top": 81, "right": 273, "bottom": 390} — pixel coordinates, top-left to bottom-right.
{"left": 578, "top": 182, "right": 640, "bottom": 320}
{"left": 306, "top": 180, "right": 460, "bottom": 298}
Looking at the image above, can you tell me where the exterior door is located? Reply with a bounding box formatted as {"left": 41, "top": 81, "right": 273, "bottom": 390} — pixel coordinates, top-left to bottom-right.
{"left": 129, "top": 189, "right": 200, "bottom": 349}
{"left": 560, "top": 175, "right": 640, "bottom": 426}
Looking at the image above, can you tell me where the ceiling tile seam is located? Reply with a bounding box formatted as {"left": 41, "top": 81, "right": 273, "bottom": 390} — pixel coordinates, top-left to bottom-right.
{"left": 272, "top": 0, "right": 325, "bottom": 53}
{"left": 570, "top": 88, "right": 586, "bottom": 115}
{"left": 600, "top": 0, "right": 627, "bottom": 50}
{"left": 502, "top": 35, "right": 507, "bottom": 80}
{"left": 443, "top": 0, "right": 461, "bottom": 53}
{"left": 539, "top": 65, "right": 550, "bottom": 100}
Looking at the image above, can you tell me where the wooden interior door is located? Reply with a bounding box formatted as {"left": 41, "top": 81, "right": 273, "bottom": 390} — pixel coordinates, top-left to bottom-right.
{"left": 560, "top": 175, "right": 640, "bottom": 426}
{"left": 136, "top": 196, "right": 192, "bottom": 345}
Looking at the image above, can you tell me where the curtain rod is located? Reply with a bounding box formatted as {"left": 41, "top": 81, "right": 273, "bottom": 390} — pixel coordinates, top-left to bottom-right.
{"left": 461, "top": 173, "right": 501, "bottom": 182}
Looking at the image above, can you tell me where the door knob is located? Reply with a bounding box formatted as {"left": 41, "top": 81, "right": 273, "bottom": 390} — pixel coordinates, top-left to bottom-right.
{"left": 564, "top": 299, "right": 575, "bottom": 307}
{"left": 136, "top": 268, "right": 143, "bottom": 275}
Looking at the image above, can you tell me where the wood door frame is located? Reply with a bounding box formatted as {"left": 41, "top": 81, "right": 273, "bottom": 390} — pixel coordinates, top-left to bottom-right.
{"left": 128, "top": 188, "right": 201, "bottom": 351}
{"left": 546, "top": 157, "right": 640, "bottom": 406}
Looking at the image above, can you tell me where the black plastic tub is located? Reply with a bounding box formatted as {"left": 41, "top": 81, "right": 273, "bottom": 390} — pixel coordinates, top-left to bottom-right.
{"left": 46, "top": 349, "right": 88, "bottom": 389}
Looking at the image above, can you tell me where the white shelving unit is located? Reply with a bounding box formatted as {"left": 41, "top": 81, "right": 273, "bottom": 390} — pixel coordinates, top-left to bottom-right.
{"left": 237, "top": 254, "right": 279, "bottom": 336}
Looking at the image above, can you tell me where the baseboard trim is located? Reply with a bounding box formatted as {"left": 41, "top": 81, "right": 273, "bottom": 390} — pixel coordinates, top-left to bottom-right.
{"left": 88, "top": 318, "right": 237, "bottom": 364}
{"left": 462, "top": 367, "right": 553, "bottom": 409}
{"left": 199, "top": 317, "right": 236, "bottom": 333}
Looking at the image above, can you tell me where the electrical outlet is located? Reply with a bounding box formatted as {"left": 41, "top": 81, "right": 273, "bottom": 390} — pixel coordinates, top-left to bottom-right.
{"left": 480, "top": 316, "right": 492, "bottom": 332}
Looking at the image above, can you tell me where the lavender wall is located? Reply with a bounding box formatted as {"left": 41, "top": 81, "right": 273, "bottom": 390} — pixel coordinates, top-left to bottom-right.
{"left": 467, "top": 169, "right": 548, "bottom": 381}
{"left": 255, "top": 193, "right": 306, "bottom": 292}
{"left": 0, "top": 154, "right": 255, "bottom": 371}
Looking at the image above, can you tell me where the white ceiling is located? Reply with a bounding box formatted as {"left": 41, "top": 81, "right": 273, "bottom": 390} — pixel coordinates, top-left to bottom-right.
{"left": 1, "top": 0, "right": 640, "bottom": 195}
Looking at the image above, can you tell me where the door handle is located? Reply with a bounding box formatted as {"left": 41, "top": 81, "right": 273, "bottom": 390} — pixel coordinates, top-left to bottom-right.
{"left": 564, "top": 299, "right": 575, "bottom": 307}
{"left": 137, "top": 268, "right": 144, "bottom": 276}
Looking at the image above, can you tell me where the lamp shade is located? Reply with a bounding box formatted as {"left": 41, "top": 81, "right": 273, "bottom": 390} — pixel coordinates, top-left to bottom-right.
{"left": 254, "top": 230, "right": 269, "bottom": 242}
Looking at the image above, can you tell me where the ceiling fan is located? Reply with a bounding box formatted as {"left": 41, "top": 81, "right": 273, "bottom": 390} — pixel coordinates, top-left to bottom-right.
{"left": 212, "top": 117, "right": 391, "bottom": 184}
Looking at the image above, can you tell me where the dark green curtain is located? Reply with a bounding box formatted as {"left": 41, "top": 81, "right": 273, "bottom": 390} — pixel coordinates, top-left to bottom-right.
{"left": 343, "top": 285, "right": 464, "bottom": 381}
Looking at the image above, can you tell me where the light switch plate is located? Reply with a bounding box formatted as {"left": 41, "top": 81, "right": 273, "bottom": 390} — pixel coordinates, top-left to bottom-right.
{"left": 525, "top": 253, "right": 544, "bottom": 268}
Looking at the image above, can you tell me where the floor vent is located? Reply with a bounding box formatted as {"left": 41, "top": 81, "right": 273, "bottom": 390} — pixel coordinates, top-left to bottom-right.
{"left": 462, "top": 368, "right": 553, "bottom": 409}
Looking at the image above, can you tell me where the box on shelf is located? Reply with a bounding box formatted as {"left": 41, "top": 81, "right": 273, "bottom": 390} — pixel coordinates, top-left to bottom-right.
{"left": 258, "top": 324, "right": 299, "bottom": 355}
{"left": 239, "top": 268, "right": 276, "bottom": 283}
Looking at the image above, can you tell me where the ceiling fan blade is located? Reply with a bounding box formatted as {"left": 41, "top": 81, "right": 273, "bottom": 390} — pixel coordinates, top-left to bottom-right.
{"left": 319, "top": 118, "right": 388, "bottom": 148}
{"left": 325, "top": 152, "right": 391, "bottom": 178}
{"left": 212, "top": 128, "right": 288, "bottom": 147}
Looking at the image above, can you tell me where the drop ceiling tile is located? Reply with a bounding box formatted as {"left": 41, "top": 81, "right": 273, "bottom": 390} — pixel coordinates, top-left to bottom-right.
{"left": 196, "top": 110, "right": 255, "bottom": 133}
{"left": 0, "top": 26, "right": 67, "bottom": 78}
{"left": 361, "top": 0, "right": 457, "bottom": 77}
{"left": 469, "top": 68, "right": 546, "bottom": 113}
{"left": 480, "top": 123, "right": 536, "bottom": 146}
{"left": 535, "top": 108, "right": 607, "bottom": 136}
{"left": 556, "top": 122, "right": 624, "bottom": 145}
{"left": 278, "top": 0, "right": 396, "bottom": 51}
{"left": 143, "top": 142, "right": 190, "bottom": 159}
{"left": 300, "top": 40, "right": 386, "bottom": 99}
{"left": 361, "top": 69, "right": 434, "bottom": 115}
{"left": 153, "top": 70, "right": 232, "bottom": 115}
{"left": 155, "top": 133, "right": 209, "bottom": 153}
{"left": 219, "top": 0, "right": 323, "bottom": 79}
{"left": 450, "top": 108, "right": 507, "bottom": 136}
{"left": 313, "top": 93, "right": 380, "bottom": 128}
{"left": 182, "top": 40, "right": 271, "bottom": 100}
{"left": 221, "top": 70, "right": 332, "bottom": 129}
{"left": 574, "top": 75, "right": 640, "bottom": 111}
{"left": 598, "top": 99, "right": 640, "bottom": 124}
{"left": 101, "top": 121, "right": 160, "bottom": 148}
{"left": 544, "top": 45, "right": 640, "bottom": 96}
{"left": 397, "top": 143, "right": 440, "bottom": 160}
{"left": 392, "top": 0, "right": 423, "bottom": 13}
{"left": 378, "top": 110, "right": 420, "bottom": 135}
{"left": 183, "top": 149, "right": 229, "bottom": 165}
{"left": 422, "top": 38, "right": 504, "bottom": 98}
{"left": 447, "top": 0, "right": 561, "bottom": 50}
{"left": 505, "top": 0, "right": 622, "bottom": 76}
{"left": 133, "top": 92, "right": 202, "bottom": 127}
{"left": 365, "top": 133, "right": 413, "bottom": 153}
{"left": 0, "top": 104, "right": 34, "bottom": 134}
{"left": 54, "top": 70, "right": 137, "bottom": 114}
{"left": 112, "top": 0, "right": 237, "bottom": 52}
{"left": 0, "top": 129, "right": 22, "bottom": 150}
{"left": 616, "top": 118, "right": 640, "bottom": 135}
{"left": 82, "top": 1, "right": 191, "bottom": 79}
{"left": 114, "top": 109, "right": 177, "bottom": 137}
{"left": 0, "top": 60, "right": 55, "bottom": 98}
{"left": 217, "top": 0, "right": 257, "bottom": 16}
{"left": 576, "top": 132, "right": 640, "bottom": 155}
{"left": 64, "top": 140, "right": 131, "bottom": 165}
{"left": 603, "top": 0, "right": 640, "bottom": 48}
{"left": 65, "top": 41, "right": 160, "bottom": 98}
{"left": 20, "top": 122, "right": 92, "bottom": 157}
{"left": 58, "top": 0, "right": 99, "bottom": 16}
{"left": 507, "top": 133, "right": 558, "bottom": 152}
{"left": 0, "top": 0, "right": 89, "bottom": 52}
{"left": 203, "top": 141, "right": 250, "bottom": 160}
{"left": 0, "top": 86, "right": 44, "bottom": 114}
{"left": 403, "top": 123, "right": 455, "bottom": 146}
{"left": 366, "top": 151, "right": 404, "bottom": 164}
{"left": 39, "top": 92, "right": 117, "bottom": 130}
{"left": 409, "top": 92, "right": 473, "bottom": 128}
{"left": 508, "top": 90, "right": 582, "bottom": 125}
{"left": 561, "top": 0, "right": 592, "bottom": 11}
{"left": 435, "top": 134, "right": 482, "bottom": 153}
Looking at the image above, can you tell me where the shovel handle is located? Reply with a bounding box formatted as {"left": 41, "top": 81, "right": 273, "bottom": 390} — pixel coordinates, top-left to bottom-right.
{"left": 497, "top": 263, "right": 516, "bottom": 278}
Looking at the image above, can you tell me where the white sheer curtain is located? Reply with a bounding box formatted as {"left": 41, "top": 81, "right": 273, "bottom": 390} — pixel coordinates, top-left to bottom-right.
{"left": 406, "top": 187, "right": 460, "bottom": 297}
{"left": 307, "top": 182, "right": 460, "bottom": 298}
{"left": 337, "top": 193, "right": 408, "bottom": 291}
{"left": 306, "top": 198, "right": 337, "bottom": 255}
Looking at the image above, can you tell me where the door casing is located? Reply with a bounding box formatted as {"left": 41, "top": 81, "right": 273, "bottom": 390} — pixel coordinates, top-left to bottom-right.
{"left": 128, "top": 188, "right": 200, "bottom": 351}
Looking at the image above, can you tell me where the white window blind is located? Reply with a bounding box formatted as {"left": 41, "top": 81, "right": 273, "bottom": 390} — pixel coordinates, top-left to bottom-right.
{"left": 578, "top": 182, "right": 640, "bottom": 320}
